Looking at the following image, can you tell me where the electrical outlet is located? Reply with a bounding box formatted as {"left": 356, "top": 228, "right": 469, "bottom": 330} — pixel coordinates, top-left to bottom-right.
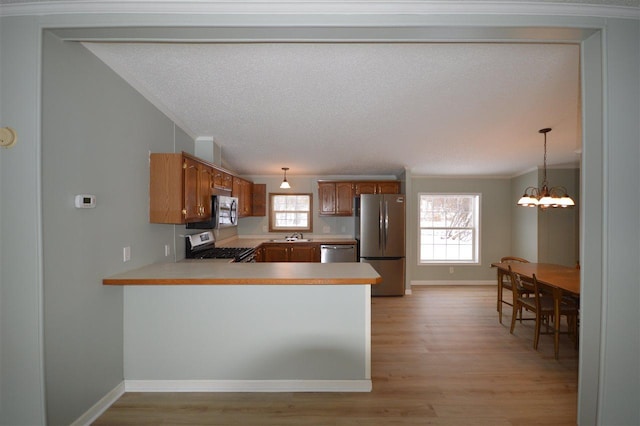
{"left": 164, "top": 244, "right": 171, "bottom": 257}
{"left": 323, "top": 226, "right": 330, "bottom": 233}
{"left": 449, "top": 266, "right": 454, "bottom": 274}
{"left": 123, "top": 246, "right": 131, "bottom": 262}
{"left": 262, "top": 225, "right": 268, "bottom": 232}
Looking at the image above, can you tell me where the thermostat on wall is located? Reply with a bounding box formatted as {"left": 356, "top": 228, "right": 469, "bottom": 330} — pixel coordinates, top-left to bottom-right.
{"left": 75, "top": 194, "right": 96, "bottom": 209}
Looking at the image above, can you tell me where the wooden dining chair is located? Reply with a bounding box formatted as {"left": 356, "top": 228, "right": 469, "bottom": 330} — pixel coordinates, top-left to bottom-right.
{"left": 498, "top": 256, "right": 530, "bottom": 323}
{"left": 509, "top": 267, "right": 578, "bottom": 352}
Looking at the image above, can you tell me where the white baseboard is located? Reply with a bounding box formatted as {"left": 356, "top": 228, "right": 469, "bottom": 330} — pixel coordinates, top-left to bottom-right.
{"left": 125, "top": 379, "right": 372, "bottom": 393}
{"left": 71, "top": 381, "right": 125, "bottom": 426}
{"left": 410, "top": 280, "right": 495, "bottom": 286}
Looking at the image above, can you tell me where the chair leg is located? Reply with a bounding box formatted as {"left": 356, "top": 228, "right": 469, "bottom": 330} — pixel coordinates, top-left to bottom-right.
{"left": 510, "top": 302, "right": 518, "bottom": 334}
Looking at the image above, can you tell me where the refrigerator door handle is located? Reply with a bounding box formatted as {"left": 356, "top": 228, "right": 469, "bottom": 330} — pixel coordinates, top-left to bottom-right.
{"left": 378, "top": 200, "right": 384, "bottom": 251}
{"left": 384, "top": 200, "right": 389, "bottom": 252}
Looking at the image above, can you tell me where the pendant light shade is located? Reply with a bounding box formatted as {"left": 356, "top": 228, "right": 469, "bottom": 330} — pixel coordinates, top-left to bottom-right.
{"left": 517, "top": 128, "right": 575, "bottom": 209}
{"left": 279, "top": 167, "right": 291, "bottom": 189}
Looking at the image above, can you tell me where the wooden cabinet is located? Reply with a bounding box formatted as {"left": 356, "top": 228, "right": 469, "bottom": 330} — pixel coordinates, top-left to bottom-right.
{"left": 150, "top": 151, "right": 259, "bottom": 224}
{"left": 289, "top": 244, "right": 319, "bottom": 262}
{"left": 252, "top": 184, "right": 266, "bottom": 217}
{"left": 258, "top": 243, "right": 319, "bottom": 262}
{"left": 232, "top": 177, "right": 253, "bottom": 218}
{"left": 150, "top": 153, "right": 213, "bottom": 224}
{"left": 318, "top": 181, "right": 354, "bottom": 216}
{"left": 213, "top": 168, "right": 233, "bottom": 192}
{"left": 354, "top": 181, "right": 401, "bottom": 195}
{"left": 261, "top": 244, "right": 291, "bottom": 262}
{"left": 185, "top": 156, "right": 214, "bottom": 222}
{"left": 319, "top": 180, "right": 400, "bottom": 215}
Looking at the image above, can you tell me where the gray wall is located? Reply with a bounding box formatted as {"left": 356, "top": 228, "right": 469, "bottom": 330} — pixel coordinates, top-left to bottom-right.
{"left": 597, "top": 18, "right": 640, "bottom": 424}
{"left": 0, "top": 9, "right": 638, "bottom": 426}
{"left": 409, "top": 177, "right": 512, "bottom": 283}
{"left": 0, "top": 16, "right": 46, "bottom": 426}
{"left": 510, "top": 168, "right": 580, "bottom": 266}
{"left": 40, "top": 32, "right": 183, "bottom": 425}
{"left": 537, "top": 168, "right": 580, "bottom": 267}
{"left": 238, "top": 174, "right": 397, "bottom": 239}
{"left": 511, "top": 170, "right": 539, "bottom": 261}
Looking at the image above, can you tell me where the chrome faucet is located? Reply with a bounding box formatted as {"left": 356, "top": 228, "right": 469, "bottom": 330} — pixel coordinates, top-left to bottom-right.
{"left": 287, "top": 232, "right": 303, "bottom": 240}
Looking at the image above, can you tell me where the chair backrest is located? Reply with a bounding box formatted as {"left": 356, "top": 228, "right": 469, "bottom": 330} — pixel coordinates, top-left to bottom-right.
{"left": 501, "top": 256, "right": 530, "bottom": 264}
{"left": 508, "top": 265, "right": 533, "bottom": 305}
{"left": 531, "top": 274, "right": 544, "bottom": 312}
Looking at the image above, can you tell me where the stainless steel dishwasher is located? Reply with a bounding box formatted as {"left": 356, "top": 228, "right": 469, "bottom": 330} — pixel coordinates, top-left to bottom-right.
{"left": 320, "top": 244, "right": 357, "bottom": 263}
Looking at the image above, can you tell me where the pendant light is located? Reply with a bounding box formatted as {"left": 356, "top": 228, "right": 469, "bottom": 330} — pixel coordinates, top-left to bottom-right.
{"left": 279, "top": 167, "right": 291, "bottom": 189}
{"left": 517, "top": 128, "right": 575, "bottom": 209}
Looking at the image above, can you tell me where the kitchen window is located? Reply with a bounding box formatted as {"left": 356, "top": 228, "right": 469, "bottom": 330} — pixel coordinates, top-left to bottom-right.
{"left": 418, "top": 193, "right": 480, "bottom": 264}
{"left": 269, "top": 193, "right": 313, "bottom": 232}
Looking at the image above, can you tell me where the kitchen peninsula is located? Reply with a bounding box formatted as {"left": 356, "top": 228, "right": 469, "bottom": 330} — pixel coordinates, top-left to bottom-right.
{"left": 104, "top": 262, "right": 380, "bottom": 392}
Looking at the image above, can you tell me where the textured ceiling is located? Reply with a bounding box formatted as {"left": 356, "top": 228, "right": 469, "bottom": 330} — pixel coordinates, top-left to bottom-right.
{"left": 83, "top": 42, "right": 581, "bottom": 177}
{"left": 5, "top": 0, "right": 633, "bottom": 177}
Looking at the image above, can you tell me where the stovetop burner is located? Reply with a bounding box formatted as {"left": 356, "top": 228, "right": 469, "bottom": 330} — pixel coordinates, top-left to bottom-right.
{"left": 196, "top": 247, "right": 254, "bottom": 261}
{"left": 186, "top": 231, "right": 255, "bottom": 262}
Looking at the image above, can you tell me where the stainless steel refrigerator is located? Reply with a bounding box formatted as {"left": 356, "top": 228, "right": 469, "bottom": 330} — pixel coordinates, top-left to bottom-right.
{"left": 355, "top": 194, "right": 406, "bottom": 296}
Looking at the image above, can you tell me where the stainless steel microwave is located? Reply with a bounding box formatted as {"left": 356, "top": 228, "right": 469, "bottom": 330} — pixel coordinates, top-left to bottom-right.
{"left": 186, "top": 195, "right": 238, "bottom": 229}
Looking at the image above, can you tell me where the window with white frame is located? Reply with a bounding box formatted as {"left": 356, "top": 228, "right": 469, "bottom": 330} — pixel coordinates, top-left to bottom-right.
{"left": 419, "top": 193, "right": 480, "bottom": 264}
{"left": 269, "top": 193, "right": 313, "bottom": 232}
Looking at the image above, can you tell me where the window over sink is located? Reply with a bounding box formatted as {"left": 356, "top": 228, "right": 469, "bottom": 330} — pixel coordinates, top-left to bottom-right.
{"left": 269, "top": 193, "right": 313, "bottom": 232}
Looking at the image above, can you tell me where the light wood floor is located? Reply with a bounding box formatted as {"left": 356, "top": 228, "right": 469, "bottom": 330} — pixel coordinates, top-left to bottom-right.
{"left": 94, "top": 286, "right": 578, "bottom": 425}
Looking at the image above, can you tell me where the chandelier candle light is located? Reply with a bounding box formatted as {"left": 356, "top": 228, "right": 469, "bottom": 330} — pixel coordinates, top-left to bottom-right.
{"left": 279, "top": 167, "right": 291, "bottom": 189}
{"left": 517, "top": 128, "right": 575, "bottom": 209}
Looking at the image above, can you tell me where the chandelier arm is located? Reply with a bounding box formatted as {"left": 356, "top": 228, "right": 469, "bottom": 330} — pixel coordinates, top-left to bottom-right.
{"left": 517, "top": 128, "right": 574, "bottom": 209}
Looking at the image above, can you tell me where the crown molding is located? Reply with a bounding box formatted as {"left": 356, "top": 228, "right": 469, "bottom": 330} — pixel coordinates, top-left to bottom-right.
{"left": 1, "top": 1, "right": 639, "bottom": 19}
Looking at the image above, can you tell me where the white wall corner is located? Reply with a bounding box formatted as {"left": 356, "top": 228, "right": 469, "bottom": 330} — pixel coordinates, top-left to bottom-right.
{"left": 194, "top": 136, "right": 221, "bottom": 166}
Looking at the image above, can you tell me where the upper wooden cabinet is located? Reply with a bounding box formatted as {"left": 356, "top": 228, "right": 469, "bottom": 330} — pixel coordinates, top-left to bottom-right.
{"left": 150, "top": 152, "right": 213, "bottom": 224}
{"left": 252, "top": 184, "right": 267, "bottom": 217}
{"left": 150, "top": 152, "right": 258, "bottom": 224}
{"left": 354, "top": 181, "right": 401, "bottom": 195}
{"left": 232, "top": 176, "right": 253, "bottom": 218}
{"left": 318, "top": 180, "right": 401, "bottom": 216}
{"left": 213, "top": 169, "right": 233, "bottom": 192}
{"left": 318, "top": 181, "right": 354, "bottom": 216}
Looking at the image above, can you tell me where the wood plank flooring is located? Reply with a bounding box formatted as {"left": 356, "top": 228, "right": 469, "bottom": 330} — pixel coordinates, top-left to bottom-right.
{"left": 94, "top": 286, "right": 578, "bottom": 425}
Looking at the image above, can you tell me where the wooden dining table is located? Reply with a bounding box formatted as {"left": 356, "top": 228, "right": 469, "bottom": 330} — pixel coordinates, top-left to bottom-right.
{"left": 491, "top": 262, "right": 580, "bottom": 359}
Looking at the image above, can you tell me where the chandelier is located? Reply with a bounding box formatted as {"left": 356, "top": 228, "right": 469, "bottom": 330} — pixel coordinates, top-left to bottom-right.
{"left": 517, "top": 128, "right": 575, "bottom": 209}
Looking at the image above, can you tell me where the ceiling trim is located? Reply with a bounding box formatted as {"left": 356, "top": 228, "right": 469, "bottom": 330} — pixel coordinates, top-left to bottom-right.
{"left": 1, "top": 1, "right": 639, "bottom": 19}
{"left": 54, "top": 25, "right": 598, "bottom": 43}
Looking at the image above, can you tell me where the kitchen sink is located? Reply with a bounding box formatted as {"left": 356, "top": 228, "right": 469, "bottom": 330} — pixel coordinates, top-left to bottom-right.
{"left": 268, "top": 238, "right": 313, "bottom": 242}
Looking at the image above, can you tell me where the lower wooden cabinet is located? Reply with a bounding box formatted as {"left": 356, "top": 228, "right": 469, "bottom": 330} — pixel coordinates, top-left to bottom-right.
{"left": 258, "top": 243, "right": 320, "bottom": 262}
